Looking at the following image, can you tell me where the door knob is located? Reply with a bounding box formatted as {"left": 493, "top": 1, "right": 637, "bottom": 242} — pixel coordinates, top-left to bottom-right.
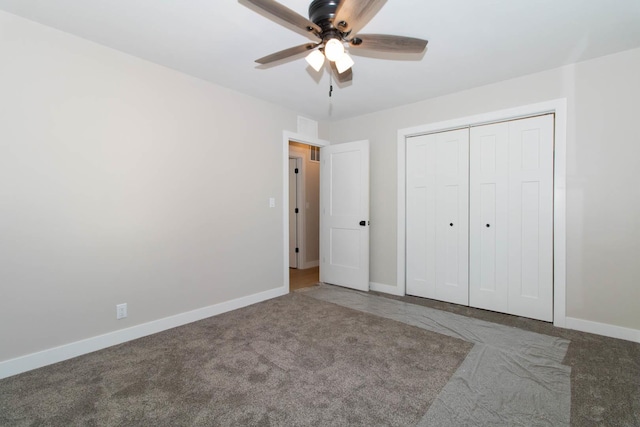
{"left": 486, "top": 224, "right": 491, "bottom": 228}
{"left": 449, "top": 223, "right": 454, "bottom": 227}
{"left": 359, "top": 220, "right": 367, "bottom": 226}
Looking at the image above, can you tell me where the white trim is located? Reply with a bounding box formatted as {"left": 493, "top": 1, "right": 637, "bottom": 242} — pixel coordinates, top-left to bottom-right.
{"left": 397, "top": 99, "right": 568, "bottom": 328}
{"left": 370, "top": 282, "right": 404, "bottom": 296}
{"left": 0, "top": 286, "right": 288, "bottom": 380}
{"left": 565, "top": 317, "right": 640, "bottom": 344}
{"left": 282, "top": 131, "right": 329, "bottom": 294}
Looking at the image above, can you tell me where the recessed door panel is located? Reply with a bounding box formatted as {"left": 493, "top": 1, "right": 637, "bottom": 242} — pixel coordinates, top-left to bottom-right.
{"left": 330, "top": 228, "right": 361, "bottom": 269}
{"left": 330, "top": 150, "right": 360, "bottom": 217}
{"left": 479, "top": 183, "right": 496, "bottom": 291}
{"left": 520, "top": 181, "right": 541, "bottom": 298}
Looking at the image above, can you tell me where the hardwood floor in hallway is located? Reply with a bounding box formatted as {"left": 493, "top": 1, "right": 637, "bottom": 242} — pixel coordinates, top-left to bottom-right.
{"left": 289, "top": 267, "right": 319, "bottom": 292}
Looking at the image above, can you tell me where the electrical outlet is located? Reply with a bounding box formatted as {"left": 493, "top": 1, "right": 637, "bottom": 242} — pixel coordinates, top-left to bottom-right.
{"left": 116, "top": 303, "right": 127, "bottom": 320}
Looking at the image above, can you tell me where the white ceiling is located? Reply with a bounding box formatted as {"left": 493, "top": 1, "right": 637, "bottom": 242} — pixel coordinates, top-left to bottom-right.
{"left": 1, "top": 0, "right": 640, "bottom": 121}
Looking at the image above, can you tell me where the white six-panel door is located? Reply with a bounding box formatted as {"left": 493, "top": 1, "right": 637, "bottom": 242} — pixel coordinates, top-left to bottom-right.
{"left": 320, "top": 141, "right": 370, "bottom": 292}
{"left": 407, "top": 115, "right": 554, "bottom": 322}
{"left": 406, "top": 129, "right": 469, "bottom": 305}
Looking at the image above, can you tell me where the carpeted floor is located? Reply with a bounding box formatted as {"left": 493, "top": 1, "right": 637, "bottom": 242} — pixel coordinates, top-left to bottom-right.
{"left": 373, "top": 290, "right": 640, "bottom": 427}
{"left": 305, "top": 285, "right": 572, "bottom": 426}
{"left": 0, "top": 293, "right": 472, "bottom": 426}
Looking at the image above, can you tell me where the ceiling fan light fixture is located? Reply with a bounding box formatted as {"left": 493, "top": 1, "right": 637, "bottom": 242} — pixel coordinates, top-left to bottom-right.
{"left": 305, "top": 49, "right": 325, "bottom": 72}
{"left": 324, "top": 38, "right": 345, "bottom": 62}
{"left": 335, "top": 53, "right": 354, "bottom": 74}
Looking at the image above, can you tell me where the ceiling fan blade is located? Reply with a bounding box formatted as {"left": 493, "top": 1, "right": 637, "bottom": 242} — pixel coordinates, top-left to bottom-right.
{"left": 332, "top": 0, "right": 387, "bottom": 35}
{"left": 330, "top": 62, "right": 353, "bottom": 83}
{"left": 349, "top": 34, "right": 428, "bottom": 53}
{"left": 256, "top": 43, "right": 319, "bottom": 65}
{"left": 243, "top": 0, "right": 321, "bottom": 35}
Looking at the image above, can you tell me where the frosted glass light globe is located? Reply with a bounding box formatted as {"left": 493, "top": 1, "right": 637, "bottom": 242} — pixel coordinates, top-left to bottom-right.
{"left": 305, "top": 49, "right": 325, "bottom": 72}
{"left": 335, "top": 53, "right": 354, "bottom": 73}
{"left": 324, "top": 38, "right": 345, "bottom": 62}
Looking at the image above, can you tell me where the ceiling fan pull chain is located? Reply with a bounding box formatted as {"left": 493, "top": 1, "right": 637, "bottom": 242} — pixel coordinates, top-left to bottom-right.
{"left": 329, "top": 75, "right": 334, "bottom": 98}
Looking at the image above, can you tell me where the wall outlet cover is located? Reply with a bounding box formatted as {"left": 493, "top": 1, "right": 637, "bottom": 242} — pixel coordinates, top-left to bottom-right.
{"left": 116, "top": 303, "right": 127, "bottom": 320}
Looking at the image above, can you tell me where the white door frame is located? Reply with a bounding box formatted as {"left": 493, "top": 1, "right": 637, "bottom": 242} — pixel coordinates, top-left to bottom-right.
{"left": 397, "top": 99, "right": 567, "bottom": 327}
{"left": 282, "top": 131, "right": 329, "bottom": 292}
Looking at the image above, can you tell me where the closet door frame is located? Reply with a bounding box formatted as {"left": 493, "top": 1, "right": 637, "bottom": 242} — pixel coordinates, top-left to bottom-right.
{"left": 397, "top": 99, "right": 567, "bottom": 327}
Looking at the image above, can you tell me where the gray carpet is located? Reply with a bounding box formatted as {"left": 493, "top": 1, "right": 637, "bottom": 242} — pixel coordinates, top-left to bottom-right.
{"left": 304, "top": 285, "right": 571, "bottom": 426}
{"left": 0, "top": 293, "right": 472, "bottom": 426}
{"left": 371, "top": 288, "right": 640, "bottom": 427}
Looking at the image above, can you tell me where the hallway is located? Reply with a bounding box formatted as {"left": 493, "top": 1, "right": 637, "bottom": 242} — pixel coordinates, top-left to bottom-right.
{"left": 289, "top": 267, "right": 319, "bottom": 292}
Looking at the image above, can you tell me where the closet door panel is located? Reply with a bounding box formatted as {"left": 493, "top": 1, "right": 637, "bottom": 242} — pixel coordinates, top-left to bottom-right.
{"left": 470, "top": 123, "right": 509, "bottom": 312}
{"left": 406, "top": 135, "right": 437, "bottom": 298}
{"left": 507, "top": 115, "right": 554, "bottom": 322}
{"left": 435, "top": 129, "right": 469, "bottom": 305}
{"left": 406, "top": 129, "right": 469, "bottom": 305}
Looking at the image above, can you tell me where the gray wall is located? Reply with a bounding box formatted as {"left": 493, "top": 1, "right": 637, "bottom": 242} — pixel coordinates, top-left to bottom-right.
{"left": 330, "top": 47, "right": 640, "bottom": 331}
{"left": 0, "top": 11, "right": 298, "bottom": 362}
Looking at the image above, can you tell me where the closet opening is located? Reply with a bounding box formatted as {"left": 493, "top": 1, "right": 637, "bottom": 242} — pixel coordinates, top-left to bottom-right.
{"left": 397, "top": 100, "right": 567, "bottom": 326}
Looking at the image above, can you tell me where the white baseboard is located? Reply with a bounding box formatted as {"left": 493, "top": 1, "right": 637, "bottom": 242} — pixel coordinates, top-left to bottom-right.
{"left": 370, "top": 282, "right": 404, "bottom": 296}
{"left": 565, "top": 317, "right": 640, "bottom": 344}
{"left": 303, "top": 260, "right": 319, "bottom": 269}
{"left": 0, "top": 285, "right": 288, "bottom": 380}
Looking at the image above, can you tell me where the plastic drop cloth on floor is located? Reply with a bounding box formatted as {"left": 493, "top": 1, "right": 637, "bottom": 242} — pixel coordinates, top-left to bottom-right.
{"left": 303, "top": 285, "right": 571, "bottom": 427}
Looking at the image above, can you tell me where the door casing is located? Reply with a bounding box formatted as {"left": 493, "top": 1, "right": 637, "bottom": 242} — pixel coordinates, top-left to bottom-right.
{"left": 282, "top": 132, "right": 328, "bottom": 292}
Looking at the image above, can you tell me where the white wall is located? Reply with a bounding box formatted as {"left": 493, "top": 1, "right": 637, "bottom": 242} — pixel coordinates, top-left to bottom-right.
{"left": 330, "top": 47, "right": 640, "bottom": 332}
{"left": 0, "top": 11, "right": 299, "bottom": 363}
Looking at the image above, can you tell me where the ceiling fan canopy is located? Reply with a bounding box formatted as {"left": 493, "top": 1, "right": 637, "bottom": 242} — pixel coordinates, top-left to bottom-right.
{"left": 242, "top": 0, "right": 428, "bottom": 83}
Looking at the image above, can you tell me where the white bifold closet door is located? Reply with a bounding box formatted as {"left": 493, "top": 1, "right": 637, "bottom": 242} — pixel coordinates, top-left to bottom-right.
{"left": 470, "top": 115, "right": 554, "bottom": 321}
{"left": 406, "top": 128, "right": 469, "bottom": 305}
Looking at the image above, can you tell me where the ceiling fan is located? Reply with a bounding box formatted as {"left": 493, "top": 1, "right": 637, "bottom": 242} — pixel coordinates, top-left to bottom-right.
{"left": 242, "top": 0, "right": 428, "bottom": 83}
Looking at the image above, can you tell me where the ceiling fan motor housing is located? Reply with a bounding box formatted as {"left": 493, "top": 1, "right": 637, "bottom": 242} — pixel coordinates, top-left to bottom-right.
{"left": 309, "top": 0, "right": 341, "bottom": 33}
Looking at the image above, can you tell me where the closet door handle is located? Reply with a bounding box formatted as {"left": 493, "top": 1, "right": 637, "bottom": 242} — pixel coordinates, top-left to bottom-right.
{"left": 449, "top": 223, "right": 454, "bottom": 227}
{"left": 486, "top": 224, "right": 491, "bottom": 228}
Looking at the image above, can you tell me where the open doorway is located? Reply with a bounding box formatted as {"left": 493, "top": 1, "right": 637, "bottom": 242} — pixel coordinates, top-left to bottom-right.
{"left": 288, "top": 141, "right": 320, "bottom": 291}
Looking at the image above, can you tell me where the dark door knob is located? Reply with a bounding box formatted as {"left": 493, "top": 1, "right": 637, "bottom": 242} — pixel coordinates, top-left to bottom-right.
{"left": 449, "top": 223, "right": 454, "bottom": 227}
{"left": 486, "top": 224, "right": 491, "bottom": 228}
{"left": 359, "top": 221, "right": 366, "bottom": 226}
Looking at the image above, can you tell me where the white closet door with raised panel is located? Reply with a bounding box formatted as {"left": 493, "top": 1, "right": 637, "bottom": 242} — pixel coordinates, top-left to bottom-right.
{"left": 469, "top": 122, "right": 509, "bottom": 313}
{"left": 406, "top": 134, "right": 437, "bottom": 299}
{"left": 406, "top": 128, "right": 469, "bottom": 305}
{"left": 507, "top": 115, "right": 554, "bottom": 321}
